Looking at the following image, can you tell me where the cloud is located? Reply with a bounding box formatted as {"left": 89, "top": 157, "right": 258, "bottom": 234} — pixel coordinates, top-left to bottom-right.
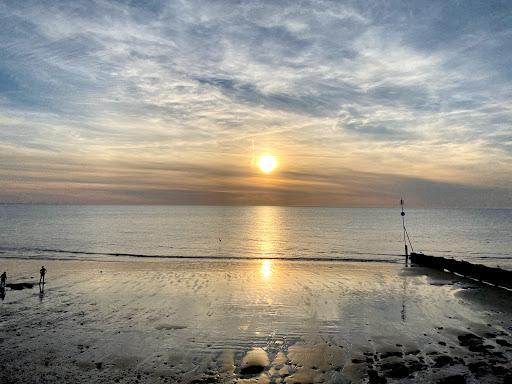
{"left": 0, "top": 0, "right": 511, "bottom": 206}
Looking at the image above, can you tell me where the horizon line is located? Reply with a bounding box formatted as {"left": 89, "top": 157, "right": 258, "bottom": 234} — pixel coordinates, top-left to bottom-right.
{"left": 1, "top": 202, "right": 511, "bottom": 210}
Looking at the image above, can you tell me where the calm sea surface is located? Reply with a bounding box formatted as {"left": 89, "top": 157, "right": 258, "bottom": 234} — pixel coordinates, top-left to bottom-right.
{"left": 0, "top": 205, "right": 511, "bottom": 269}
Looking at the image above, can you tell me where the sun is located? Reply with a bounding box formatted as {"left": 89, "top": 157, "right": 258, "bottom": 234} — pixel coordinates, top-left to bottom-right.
{"left": 258, "top": 154, "right": 277, "bottom": 173}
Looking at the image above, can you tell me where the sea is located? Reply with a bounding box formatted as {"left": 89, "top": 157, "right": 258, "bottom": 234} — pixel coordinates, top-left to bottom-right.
{"left": 0, "top": 205, "right": 511, "bottom": 270}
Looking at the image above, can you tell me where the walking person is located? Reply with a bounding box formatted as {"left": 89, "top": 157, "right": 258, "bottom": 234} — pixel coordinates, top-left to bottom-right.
{"left": 39, "top": 266, "right": 47, "bottom": 284}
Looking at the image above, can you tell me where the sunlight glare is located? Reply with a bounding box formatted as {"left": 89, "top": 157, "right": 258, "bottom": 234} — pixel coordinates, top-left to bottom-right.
{"left": 261, "top": 259, "right": 273, "bottom": 279}
{"left": 258, "top": 155, "right": 277, "bottom": 174}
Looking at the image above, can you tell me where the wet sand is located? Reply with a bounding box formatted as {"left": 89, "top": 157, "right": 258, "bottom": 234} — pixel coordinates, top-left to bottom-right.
{"left": 0, "top": 258, "right": 511, "bottom": 383}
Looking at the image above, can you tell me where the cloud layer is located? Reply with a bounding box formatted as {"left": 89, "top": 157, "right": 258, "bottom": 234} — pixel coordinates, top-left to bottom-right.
{"left": 0, "top": 0, "right": 511, "bottom": 207}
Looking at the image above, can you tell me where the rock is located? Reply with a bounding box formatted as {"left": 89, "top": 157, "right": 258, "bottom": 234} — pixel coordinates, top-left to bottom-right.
{"left": 190, "top": 376, "right": 220, "bottom": 383}
{"left": 457, "top": 333, "right": 493, "bottom": 353}
{"left": 491, "top": 365, "right": 508, "bottom": 375}
{"left": 240, "top": 348, "right": 269, "bottom": 377}
{"left": 469, "top": 344, "right": 493, "bottom": 353}
{"left": 467, "top": 361, "right": 488, "bottom": 376}
{"left": 380, "top": 362, "right": 411, "bottom": 379}
{"left": 380, "top": 359, "right": 426, "bottom": 379}
{"left": 240, "top": 365, "right": 265, "bottom": 375}
{"left": 457, "top": 333, "right": 482, "bottom": 347}
{"left": 433, "top": 355, "right": 454, "bottom": 368}
{"left": 496, "top": 339, "right": 512, "bottom": 347}
{"left": 437, "top": 375, "right": 466, "bottom": 384}
{"left": 406, "top": 360, "right": 426, "bottom": 374}
{"left": 367, "top": 369, "right": 387, "bottom": 384}
{"left": 490, "top": 351, "right": 506, "bottom": 361}
{"left": 380, "top": 351, "right": 402, "bottom": 359}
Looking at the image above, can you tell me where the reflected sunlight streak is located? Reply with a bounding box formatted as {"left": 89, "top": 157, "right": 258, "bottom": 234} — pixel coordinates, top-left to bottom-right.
{"left": 261, "top": 259, "right": 273, "bottom": 279}
{"left": 254, "top": 206, "right": 280, "bottom": 258}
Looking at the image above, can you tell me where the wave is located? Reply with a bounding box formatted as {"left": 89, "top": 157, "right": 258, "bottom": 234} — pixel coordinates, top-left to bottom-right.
{"left": 0, "top": 255, "right": 403, "bottom": 264}
{"left": 0, "top": 246, "right": 403, "bottom": 263}
{"left": 1, "top": 246, "right": 509, "bottom": 266}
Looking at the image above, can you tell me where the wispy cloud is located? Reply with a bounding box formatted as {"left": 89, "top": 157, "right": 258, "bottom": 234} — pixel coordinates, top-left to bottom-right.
{"left": 0, "top": 0, "right": 511, "bottom": 206}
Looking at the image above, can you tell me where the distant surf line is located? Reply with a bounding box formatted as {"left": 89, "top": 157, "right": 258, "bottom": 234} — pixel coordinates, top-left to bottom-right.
{"left": 0, "top": 246, "right": 404, "bottom": 263}
{"left": 5, "top": 247, "right": 511, "bottom": 258}
{"left": 0, "top": 255, "right": 403, "bottom": 264}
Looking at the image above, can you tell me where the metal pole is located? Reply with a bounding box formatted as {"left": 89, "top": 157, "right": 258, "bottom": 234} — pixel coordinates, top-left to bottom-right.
{"left": 401, "top": 198, "right": 409, "bottom": 264}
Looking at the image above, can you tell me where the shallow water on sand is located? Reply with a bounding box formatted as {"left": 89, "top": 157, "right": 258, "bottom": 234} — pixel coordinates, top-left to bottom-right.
{"left": 0, "top": 259, "right": 511, "bottom": 383}
{"left": 0, "top": 205, "right": 511, "bottom": 269}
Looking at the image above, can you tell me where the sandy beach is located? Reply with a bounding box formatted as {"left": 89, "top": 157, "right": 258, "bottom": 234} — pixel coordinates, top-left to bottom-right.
{"left": 0, "top": 258, "right": 511, "bottom": 384}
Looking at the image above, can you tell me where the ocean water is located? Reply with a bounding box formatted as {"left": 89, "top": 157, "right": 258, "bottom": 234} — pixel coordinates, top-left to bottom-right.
{"left": 0, "top": 205, "right": 511, "bottom": 269}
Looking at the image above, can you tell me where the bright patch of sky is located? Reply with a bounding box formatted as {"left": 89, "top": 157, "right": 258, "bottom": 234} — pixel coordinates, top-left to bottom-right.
{"left": 0, "top": 0, "right": 511, "bottom": 206}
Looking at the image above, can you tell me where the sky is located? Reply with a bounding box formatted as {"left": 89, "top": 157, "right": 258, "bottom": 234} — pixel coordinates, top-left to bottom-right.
{"left": 0, "top": 0, "right": 511, "bottom": 207}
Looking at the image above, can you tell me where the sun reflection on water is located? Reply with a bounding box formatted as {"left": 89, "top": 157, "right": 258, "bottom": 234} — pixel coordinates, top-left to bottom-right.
{"left": 254, "top": 206, "right": 281, "bottom": 258}
{"left": 261, "top": 259, "right": 273, "bottom": 279}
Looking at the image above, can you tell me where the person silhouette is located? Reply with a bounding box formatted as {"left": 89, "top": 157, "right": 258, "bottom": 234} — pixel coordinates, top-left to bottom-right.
{"left": 0, "top": 272, "right": 6, "bottom": 288}
{"left": 39, "top": 266, "right": 47, "bottom": 284}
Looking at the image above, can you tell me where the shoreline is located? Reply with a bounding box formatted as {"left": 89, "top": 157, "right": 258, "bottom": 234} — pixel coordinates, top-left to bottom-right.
{"left": 2, "top": 246, "right": 511, "bottom": 271}
{"left": 0, "top": 254, "right": 406, "bottom": 264}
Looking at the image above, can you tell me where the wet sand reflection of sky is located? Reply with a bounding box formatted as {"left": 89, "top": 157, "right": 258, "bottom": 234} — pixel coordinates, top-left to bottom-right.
{"left": 260, "top": 259, "right": 272, "bottom": 280}
{"left": 2, "top": 259, "right": 511, "bottom": 383}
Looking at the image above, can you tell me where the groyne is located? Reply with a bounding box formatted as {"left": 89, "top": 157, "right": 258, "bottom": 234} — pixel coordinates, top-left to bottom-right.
{"left": 410, "top": 252, "right": 512, "bottom": 290}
